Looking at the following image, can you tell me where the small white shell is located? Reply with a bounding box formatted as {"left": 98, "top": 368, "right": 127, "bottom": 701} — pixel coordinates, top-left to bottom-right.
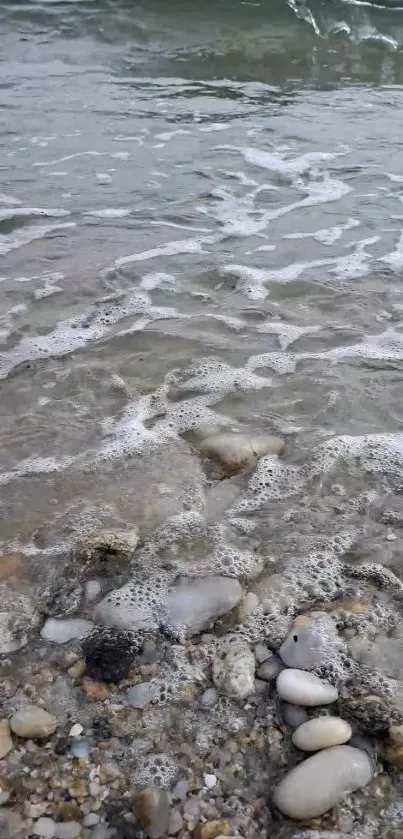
{"left": 292, "top": 716, "right": 352, "bottom": 751}
{"left": 276, "top": 668, "right": 338, "bottom": 706}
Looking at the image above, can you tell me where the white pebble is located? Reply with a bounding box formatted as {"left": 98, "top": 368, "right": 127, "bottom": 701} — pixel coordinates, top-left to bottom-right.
{"left": 54, "top": 822, "right": 82, "bottom": 839}
{"left": 276, "top": 669, "right": 338, "bottom": 706}
{"left": 41, "top": 618, "right": 93, "bottom": 644}
{"left": 292, "top": 717, "right": 352, "bottom": 751}
{"left": 69, "top": 723, "right": 83, "bottom": 738}
{"left": 33, "top": 818, "right": 56, "bottom": 839}
{"left": 85, "top": 580, "right": 102, "bottom": 601}
{"left": 274, "top": 745, "right": 374, "bottom": 819}
{"left": 203, "top": 773, "right": 217, "bottom": 789}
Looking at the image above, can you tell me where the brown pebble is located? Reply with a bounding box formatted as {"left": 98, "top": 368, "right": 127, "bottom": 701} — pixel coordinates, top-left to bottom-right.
{"left": 67, "top": 660, "right": 86, "bottom": 679}
{"left": 0, "top": 555, "right": 27, "bottom": 581}
{"left": 81, "top": 678, "right": 110, "bottom": 702}
{"left": 135, "top": 786, "right": 170, "bottom": 838}
{"left": 198, "top": 820, "right": 231, "bottom": 839}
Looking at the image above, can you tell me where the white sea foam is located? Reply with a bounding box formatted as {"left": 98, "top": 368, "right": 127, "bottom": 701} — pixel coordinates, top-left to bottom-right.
{"left": 0, "top": 222, "right": 75, "bottom": 257}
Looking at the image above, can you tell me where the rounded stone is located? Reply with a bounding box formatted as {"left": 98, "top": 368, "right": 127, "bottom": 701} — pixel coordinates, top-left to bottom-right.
{"left": 134, "top": 787, "right": 170, "bottom": 839}
{"left": 274, "top": 745, "right": 374, "bottom": 819}
{"left": 200, "top": 688, "right": 219, "bottom": 709}
{"left": 213, "top": 637, "right": 255, "bottom": 700}
{"left": 282, "top": 704, "right": 309, "bottom": 729}
{"left": 279, "top": 619, "right": 345, "bottom": 671}
{"left": 163, "top": 576, "right": 242, "bottom": 639}
{"left": 198, "top": 432, "right": 284, "bottom": 476}
{"left": 126, "top": 682, "right": 158, "bottom": 709}
{"left": 54, "top": 823, "right": 81, "bottom": 839}
{"left": 276, "top": 669, "right": 338, "bottom": 706}
{"left": 257, "top": 655, "right": 284, "bottom": 682}
{"left": 10, "top": 706, "right": 58, "bottom": 739}
{"left": 292, "top": 716, "right": 352, "bottom": 752}
{"left": 33, "top": 818, "right": 56, "bottom": 838}
{"left": 41, "top": 618, "right": 94, "bottom": 644}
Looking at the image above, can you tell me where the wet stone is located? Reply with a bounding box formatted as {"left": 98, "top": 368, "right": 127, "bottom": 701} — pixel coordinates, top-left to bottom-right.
{"left": 126, "top": 681, "right": 158, "bottom": 708}
{"left": 276, "top": 669, "right": 338, "bottom": 706}
{"left": 274, "top": 745, "right": 374, "bottom": 819}
{"left": 168, "top": 810, "right": 184, "bottom": 835}
{"left": 0, "top": 719, "right": 12, "bottom": 759}
{"left": 41, "top": 617, "right": 94, "bottom": 644}
{"left": 213, "top": 636, "right": 255, "bottom": 700}
{"left": 33, "top": 818, "right": 56, "bottom": 838}
{"left": 200, "top": 687, "right": 219, "bottom": 708}
{"left": 163, "top": 576, "right": 242, "bottom": 639}
{"left": 134, "top": 786, "right": 170, "bottom": 839}
{"left": 282, "top": 703, "right": 309, "bottom": 729}
{"left": 74, "top": 528, "right": 139, "bottom": 576}
{"left": 10, "top": 706, "right": 58, "bottom": 739}
{"left": 256, "top": 654, "right": 284, "bottom": 682}
{"left": 81, "top": 628, "right": 141, "bottom": 683}
{"left": 54, "top": 823, "right": 82, "bottom": 839}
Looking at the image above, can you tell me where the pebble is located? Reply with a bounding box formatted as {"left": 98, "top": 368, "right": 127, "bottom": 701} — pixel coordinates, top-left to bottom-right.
{"left": 197, "top": 432, "right": 284, "bottom": 476}
{"left": 134, "top": 786, "right": 170, "bottom": 838}
{"left": 54, "top": 823, "right": 82, "bottom": 839}
{"left": 0, "top": 719, "right": 12, "bottom": 759}
{"left": 276, "top": 669, "right": 338, "bottom": 706}
{"left": 163, "top": 576, "right": 242, "bottom": 638}
{"left": 168, "top": 810, "right": 184, "bottom": 835}
{"left": 204, "top": 773, "right": 217, "bottom": 789}
{"left": 255, "top": 644, "right": 272, "bottom": 664}
{"left": 33, "top": 817, "right": 56, "bottom": 838}
{"left": 90, "top": 827, "right": 110, "bottom": 839}
{"left": 282, "top": 703, "right": 309, "bottom": 729}
{"left": 41, "top": 618, "right": 94, "bottom": 644}
{"left": 71, "top": 739, "right": 91, "bottom": 759}
{"left": 81, "top": 679, "right": 110, "bottom": 702}
{"left": 10, "top": 706, "right": 58, "bottom": 739}
{"left": 199, "top": 820, "right": 231, "bottom": 839}
{"left": 85, "top": 580, "right": 102, "bottom": 601}
{"left": 279, "top": 618, "right": 346, "bottom": 671}
{"left": 83, "top": 814, "right": 100, "bottom": 827}
{"left": 292, "top": 717, "right": 352, "bottom": 752}
{"left": 256, "top": 655, "right": 284, "bottom": 682}
{"left": 126, "top": 682, "right": 158, "bottom": 709}
{"left": 213, "top": 637, "right": 255, "bottom": 700}
{"left": 200, "top": 688, "right": 219, "bottom": 709}
{"left": 274, "top": 745, "right": 374, "bottom": 819}
{"left": 172, "top": 779, "right": 189, "bottom": 800}
{"left": 69, "top": 723, "right": 83, "bottom": 738}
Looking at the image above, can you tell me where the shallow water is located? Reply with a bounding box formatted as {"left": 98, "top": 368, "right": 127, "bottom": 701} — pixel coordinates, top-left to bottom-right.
{"left": 2, "top": 0, "right": 403, "bottom": 571}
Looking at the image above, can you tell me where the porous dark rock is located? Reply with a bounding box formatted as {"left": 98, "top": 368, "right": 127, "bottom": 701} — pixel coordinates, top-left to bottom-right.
{"left": 81, "top": 628, "right": 142, "bottom": 683}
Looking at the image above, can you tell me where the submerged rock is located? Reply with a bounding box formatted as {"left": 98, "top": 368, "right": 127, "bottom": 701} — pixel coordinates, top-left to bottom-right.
{"left": 279, "top": 616, "right": 346, "bottom": 671}
{"left": 162, "top": 576, "right": 242, "bottom": 638}
{"left": 134, "top": 786, "right": 170, "bottom": 839}
{"left": 74, "top": 528, "right": 139, "bottom": 576}
{"left": 94, "top": 581, "right": 161, "bottom": 633}
{"left": 197, "top": 431, "right": 284, "bottom": 476}
{"left": 213, "top": 636, "right": 255, "bottom": 700}
{"left": 274, "top": 745, "right": 374, "bottom": 819}
{"left": 81, "top": 628, "right": 142, "bottom": 683}
{"left": 0, "top": 586, "right": 38, "bottom": 654}
{"left": 41, "top": 618, "right": 94, "bottom": 644}
{"left": 0, "top": 719, "right": 12, "bottom": 759}
{"left": 126, "top": 682, "right": 158, "bottom": 709}
{"left": 10, "top": 706, "right": 58, "bottom": 739}
{"left": 292, "top": 717, "right": 352, "bottom": 751}
{"left": 282, "top": 704, "right": 308, "bottom": 729}
{"left": 276, "top": 669, "right": 338, "bottom": 706}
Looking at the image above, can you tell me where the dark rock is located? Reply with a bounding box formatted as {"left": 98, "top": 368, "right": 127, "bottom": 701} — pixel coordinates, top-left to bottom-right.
{"left": 81, "top": 628, "right": 142, "bottom": 683}
{"left": 40, "top": 582, "right": 82, "bottom": 618}
{"left": 134, "top": 787, "right": 170, "bottom": 839}
{"left": 92, "top": 715, "right": 113, "bottom": 741}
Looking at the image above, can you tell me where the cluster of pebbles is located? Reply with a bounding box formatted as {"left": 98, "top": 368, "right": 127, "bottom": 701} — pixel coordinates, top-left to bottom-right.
{"left": 2, "top": 427, "right": 403, "bottom": 838}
